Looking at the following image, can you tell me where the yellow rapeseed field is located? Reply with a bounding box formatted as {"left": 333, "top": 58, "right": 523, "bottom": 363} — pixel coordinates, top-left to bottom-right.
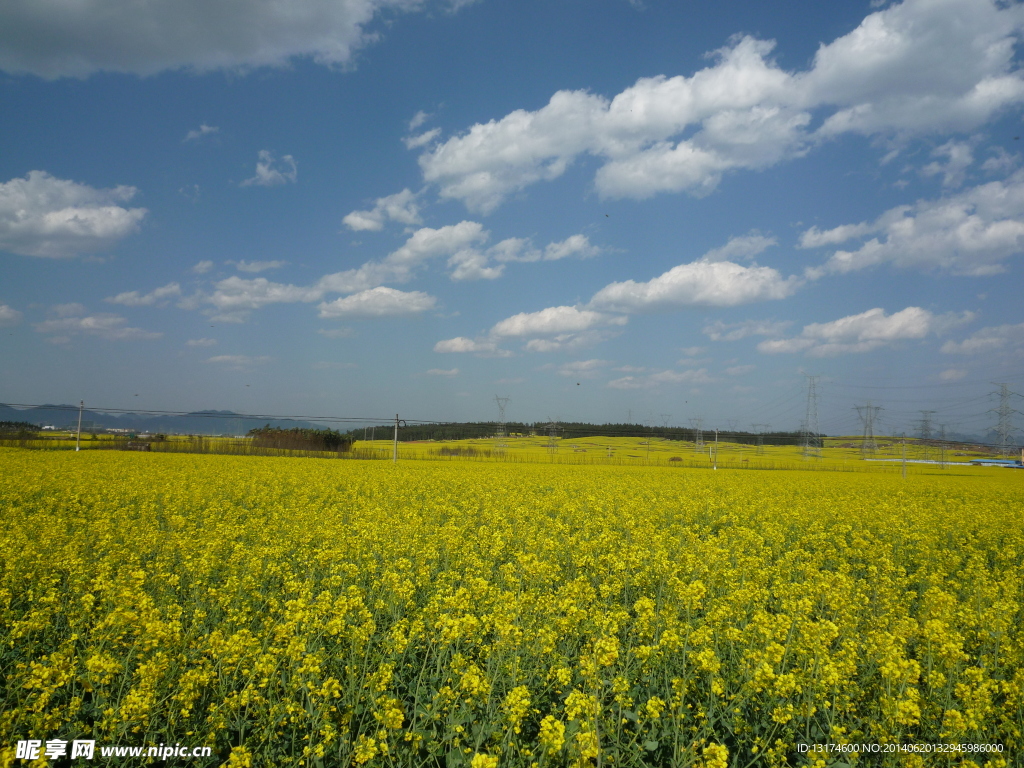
{"left": 0, "top": 448, "right": 1021, "bottom": 767}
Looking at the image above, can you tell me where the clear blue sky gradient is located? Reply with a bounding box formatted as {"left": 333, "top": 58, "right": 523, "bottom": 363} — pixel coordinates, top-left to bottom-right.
{"left": 1, "top": 0, "right": 1022, "bottom": 437}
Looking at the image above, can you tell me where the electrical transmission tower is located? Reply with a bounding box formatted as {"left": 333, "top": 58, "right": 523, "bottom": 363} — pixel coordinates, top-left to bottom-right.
{"left": 917, "top": 410, "right": 936, "bottom": 460}
{"left": 689, "top": 417, "right": 704, "bottom": 452}
{"left": 802, "top": 375, "right": 821, "bottom": 458}
{"left": 494, "top": 395, "right": 510, "bottom": 453}
{"left": 752, "top": 423, "right": 770, "bottom": 455}
{"left": 991, "top": 383, "right": 1019, "bottom": 457}
{"left": 546, "top": 418, "right": 559, "bottom": 454}
{"left": 854, "top": 402, "right": 882, "bottom": 456}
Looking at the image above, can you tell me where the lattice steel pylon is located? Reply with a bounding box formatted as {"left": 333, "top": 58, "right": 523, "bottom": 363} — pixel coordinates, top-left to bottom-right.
{"left": 991, "top": 383, "right": 1019, "bottom": 457}
{"left": 689, "top": 417, "right": 704, "bottom": 451}
{"left": 752, "top": 423, "right": 770, "bottom": 455}
{"left": 802, "top": 375, "right": 821, "bottom": 458}
{"left": 854, "top": 402, "right": 882, "bottom": 456}
{"left": 917, "top": 410, "right": 936, "bottom": 460}
{"left": 546, "top": 419, "right": 558, "bottom": 454}
{"left": 494, "top": 395, "right": 510, "bottom": 453}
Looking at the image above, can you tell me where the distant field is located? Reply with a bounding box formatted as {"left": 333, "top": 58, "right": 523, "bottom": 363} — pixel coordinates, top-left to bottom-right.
{"left": 1, "top": 430, "right": 1004, "bottom": 474}
{"left": 1, "top": 448, "right": 1020, "bottom": 766}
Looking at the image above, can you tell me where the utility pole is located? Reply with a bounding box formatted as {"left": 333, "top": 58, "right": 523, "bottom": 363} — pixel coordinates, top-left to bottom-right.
{"left": 802, "top": 375, "right": 821, "bottom": 459}
{"left": 392, "top": 414, "right": 406, "bottom": 463}
{"left": 901, "top": 433, "right": 907, "bottom": 479}
{"left": 713, "top": 429, "right": 719, "bottom": 470}
{"left": 854, "top": 402, "right": 882, "bottom": 456}
{"left": 76, "top": 400, "right": 83, "bottom": 452}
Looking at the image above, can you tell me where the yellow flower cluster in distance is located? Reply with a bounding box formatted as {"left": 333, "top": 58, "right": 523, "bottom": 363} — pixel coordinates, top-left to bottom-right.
{"left": 0, "top": 447, "right": 1020, "bottom": 767}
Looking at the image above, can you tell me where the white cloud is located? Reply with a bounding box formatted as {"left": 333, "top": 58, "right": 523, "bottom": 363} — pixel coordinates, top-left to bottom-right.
{"left": 804, "top": 171, "right": 1024, "bottom": 276}
{"left": 522, "top": 330, "right": 620, "bottom": 352}
{"left": 940, "top": 322, "right": 1024, "bottom": 354}
{"left": 342, "top": 188, "right": 422, "bottom": 231}
{"left": 34, "top": 307, "right": 161, "bottom": 340}
{"left": 192, "top": 260, "right": 214, "bottom": 274}
{"left": 701, "top": 232, "right": 777, "bottom": 263}
{"left": 543, "top": 234, "right": 601, "bottom": 261}
{"left": 0, "top": 171, "right": 146, "bottom": 258}
{"left": 425, "top": 367, "right": 459, "bottom": 376}
{"left": 702, "top": 318, "right": 792, "bottom": 341}
{"left": 759, "top": 306, "right": 974, "bottom": 357}
{"left": 921, "top": 139, "right": 975, "bottom": 187}
{"left": 556, "top": 359, "right": 610, "bottom": 378}
{"left": 403, "top": 128, "right": 442, "bottom": 150}
{"left": 206, "top": 354, "right": 272, "bottom": 369}
{"left": 590, "top": 260, "right": 799, "bottom": 313}
{"left": 0, "top": 304, "right": 23, "bottom": 326}
{"left": 409, "top": 110, "right": 431, "bottom": 131}
{"left": 231, "top": 260, "right": 288, "bottom": 273}
{"left": 241, "top": 150, "right": 297, "bottom": 187}
{"left": 447, "top": 248, "right": 505, "bottom": 281}
{"left": 798, "top": 222, "right": 874, "bottom": 249}
{"left": 317, "top": 286, "right": 436, "bottom": 318}
{"left": 725, "top": 364, "right": 756, "bottom": 375}
{"left": 0, "top": 0, "right": 446, "bottom": 79}
{"left": 434, "top": 336, "right": 501, "bottom": 354}
{"left": 939, "top": 368, "right": 968, "bottom": 381}
{"left": 608, "top": 368, "right": 713, "bottom": 389}
{"left": 105, "top": 282, "right": 181, "bottom": 307}
{"left": 208, "top": 276, "right": 321, "bottom": 316}
{"left": 186, "top": 338, "right": 217, "bottom": 347}
{"left": 491, "top": 305, "right": 627, "bottom": 337}
{"left": 184, "top": 124, "right": 219, "bottom": 142}
{"left": 418, "top": 0, "right": 1024, "bottom": 212}
{"left": 981, "top": 146, "right": 1020, "bottom": 174}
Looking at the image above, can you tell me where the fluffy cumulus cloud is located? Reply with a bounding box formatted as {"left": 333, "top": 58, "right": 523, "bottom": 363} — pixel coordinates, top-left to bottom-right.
{"left": 556, "top": 359, "right": 610, "bottom": 379}
{"left": 207, "top": 276, "right": 322, "bottom": 321}
{"left": 0, "top": 304, "right": 23, "bottom": 326}
{"left": 0, "top": 171, "right": 146, "bottom": 258}
{"left": 419, "top": 0, "right": 1024, "bottom": 212}
{"left": 34, "top": 304, "right": 161, "bottom": 342}
{"left": 590, "top": 260, "right": 799, "bottom": 313}
{"left": 940, "top": 322, "right": 1024, "bottom": 354}
{"left": 701, "top": 232, "right": 777, "bottom": 263}
{"left": 607, "top": 368, "right": 713, "bottom": 389}
{"left": 318, "top": 286, "right": 436, "bottom": 318}
{"left": 105, "top": 282, "right": 181, "bottom": 306}
{"left": 758, "top": 306, "right": 973, "bottom": 357}
{"left": 0, "top": 0, "right": 439, "bottom": 79}
{"left": 702, "top": 318, "right": 792, "bottom": 341}
{"left": 192, "top": 260, "right": 214, "bottom": 274}
{"left": 342, "top": 188, "right": 422, "bottom": 231}
{"left": 802, "top": 171, "right": 1024, "bottom": 276}
{"left": 230, "top": 260, "right": 288, "bottom": 273}
{"left": 491, "top": 306, "right": 627, "bottom": 337}
{"left": 433, "top": 336, "right": 503, "bottom": 354}
{"left": 206, "top": 354, "right": 272, "bottom": 369}
{"left": 184, "top": 124, "right": 219, "bottom": 142}
{"left": 241, "top": 151, "right": 297, "bottom": 187}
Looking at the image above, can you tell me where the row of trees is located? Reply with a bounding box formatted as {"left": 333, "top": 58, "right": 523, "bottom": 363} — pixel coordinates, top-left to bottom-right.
{"left": 247, "top": 425, "right": 352, "bottom": 453}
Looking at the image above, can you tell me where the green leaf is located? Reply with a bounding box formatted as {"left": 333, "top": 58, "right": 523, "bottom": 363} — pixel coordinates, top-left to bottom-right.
{"left": 643, "top": 740, "right": 659, "bottom": 752}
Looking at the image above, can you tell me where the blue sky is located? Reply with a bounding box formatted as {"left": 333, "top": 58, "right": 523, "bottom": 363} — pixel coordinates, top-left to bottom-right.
{"left": 1, "top": 0, "right": 1023, "bottom": 437}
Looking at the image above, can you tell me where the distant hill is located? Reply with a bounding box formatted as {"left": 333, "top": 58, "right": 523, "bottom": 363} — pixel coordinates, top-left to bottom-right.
{"left": 0, "top": 403, "right": 326, "bottom": 436}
